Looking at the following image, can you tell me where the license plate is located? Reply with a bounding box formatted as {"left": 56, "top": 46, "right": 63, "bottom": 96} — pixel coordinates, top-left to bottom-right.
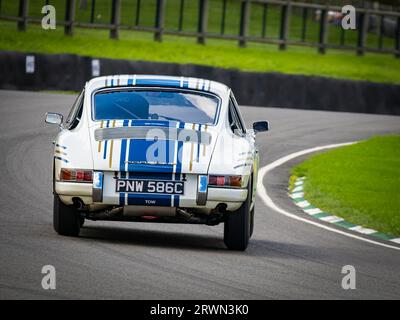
{"left": 116, "top": 179, "right": 184, "bottom": 195}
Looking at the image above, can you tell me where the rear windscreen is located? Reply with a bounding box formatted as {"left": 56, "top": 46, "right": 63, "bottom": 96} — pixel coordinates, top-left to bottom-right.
{"left": 94, "top": 89, "right": 220, "bottom": 125}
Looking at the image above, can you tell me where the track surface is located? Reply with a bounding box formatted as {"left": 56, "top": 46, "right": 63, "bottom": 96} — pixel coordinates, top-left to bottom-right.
{"left": 0, "top": 90, "right": 399, "bottom": 299}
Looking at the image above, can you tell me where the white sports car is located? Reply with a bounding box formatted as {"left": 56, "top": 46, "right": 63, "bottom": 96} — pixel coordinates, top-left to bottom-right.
{"left": 45, "top": 75, "right": 269, "bottom": 250}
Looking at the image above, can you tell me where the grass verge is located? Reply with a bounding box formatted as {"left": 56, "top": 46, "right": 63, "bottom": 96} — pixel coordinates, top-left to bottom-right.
{"left": 291, "top": 136, "right": 400, "bottom": 236}
{"left": 1, "top": 21, "right": 400, "bottom": 84}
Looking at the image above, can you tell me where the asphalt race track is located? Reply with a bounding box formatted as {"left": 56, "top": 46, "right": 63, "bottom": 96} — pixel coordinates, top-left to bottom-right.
{"left": 0, "top": 90, "right": 399, "bottom": 299}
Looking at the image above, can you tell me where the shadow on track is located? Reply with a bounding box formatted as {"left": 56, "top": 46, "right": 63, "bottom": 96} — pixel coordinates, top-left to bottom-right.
{"left": 78, "top": 225, "right": 319, "bottom": 259}
{"left": 80, "top": 225, "right": 227, "bottom": 252}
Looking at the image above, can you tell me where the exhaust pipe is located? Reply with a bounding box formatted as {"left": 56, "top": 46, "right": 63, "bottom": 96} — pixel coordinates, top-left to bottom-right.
{"left": 176, "top": 208, "right": 193, "bottom": 220}
{"left": 72, "top": 198, "right": 85, "bottom": 210}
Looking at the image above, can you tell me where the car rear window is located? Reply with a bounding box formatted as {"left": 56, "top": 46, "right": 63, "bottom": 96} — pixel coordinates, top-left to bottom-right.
{"left": 93, "top": 89, "right": 220, "bottom": 125}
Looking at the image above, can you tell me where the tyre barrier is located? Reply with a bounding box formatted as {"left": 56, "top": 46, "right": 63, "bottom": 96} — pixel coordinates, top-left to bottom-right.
{"left": 1, "top": 50, "right": 399, "bottom": 115}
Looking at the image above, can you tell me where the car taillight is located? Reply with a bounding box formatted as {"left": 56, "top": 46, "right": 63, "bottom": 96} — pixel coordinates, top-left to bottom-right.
{"left": 208, "top": 175, "right": 242, "bottom": 187}
{"left": 84, "top": 171, "right": 93, "bottom": 182}
{"left": 60, "top": 169, "right": 93, "bottom": 183}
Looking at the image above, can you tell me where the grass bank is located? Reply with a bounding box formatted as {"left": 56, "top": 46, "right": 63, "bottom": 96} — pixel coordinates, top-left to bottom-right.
{"left": 291, "top": 136, "right": 400, "bottom": 236}
{"left": 1, "top": 20, "right": 400, "bottom": 84}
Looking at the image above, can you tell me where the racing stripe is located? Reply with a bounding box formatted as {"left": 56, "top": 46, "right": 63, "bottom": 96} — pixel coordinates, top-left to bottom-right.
{"left": 123, "top": 76, "right": 194, "bottom": 89}
{"left": 136, "top": 78, "right": 181, "bottom": 88}
{"left": 130, "top": 119, "right": 172, "bottom": 127}
{"left": 197, "top": 124, "right": 201, "bottom": 162}
{"left": 173, "top": 122, "right": 185, "bottom": 207}
{"left": 55, "top": 156, "right": 68, "bottom": 163}
{"left": 55, "top": 144, "right": 67, "bottom": 149}
{"left": 119, "top": 120, "right": 129, "bottom": 205}
{"left": 124, "top": 119, "right": 176, "bottom": 206}
{"left": 103, "top": 120, "right": 110, "bottom": 159}
{"left": 119, "top": 120, "right": 129, "bottom": 172}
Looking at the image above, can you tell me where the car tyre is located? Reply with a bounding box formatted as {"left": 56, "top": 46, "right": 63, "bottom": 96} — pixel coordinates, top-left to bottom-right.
{"left": 249, "top": 206, "right": 255, "bottom": 239}
{"left": 53, "top": 194, "right": 81, "bottom": 237}
{"left": 224, "top": 176, "right": 252, "bottom": 251}
{"left": 79, "top": 216, "right": 85, "bottom": 228}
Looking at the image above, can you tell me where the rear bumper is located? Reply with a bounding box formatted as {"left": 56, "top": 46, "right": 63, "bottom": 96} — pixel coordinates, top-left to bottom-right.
{"left": 55, "top": 181, "right": 247, "bottom": 211}
{"left": 55, "top": 181, "right": 92, "bottom": 196}
{"left": 207, "top": 187, "right": 247, "bottom": 202}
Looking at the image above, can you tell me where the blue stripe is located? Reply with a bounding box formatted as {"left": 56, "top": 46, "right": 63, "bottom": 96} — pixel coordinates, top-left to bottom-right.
{"left": 197, "top": 124, "right": 201, "bottom": 162}
{"left": 120, "top": 139, "right": 127, "bottom": 172}
{"left": 126, "top": 172, "right": 173, "bottom": 180}
{"left": 136, "top": 79, "right": 181, "bottom": 88}
{"left": 125, "top": 132, "right": 174, "bottom": 206}
{"left": 118, "top": 119, "right": 189, "bottom": 207}
{"left": 55, "top": 144, "right": 67, "bottom": 149}
{"left": 173, "top": 122, "right": 185, "bottom": 207}
{"left": 127, "top": 139, "right": 174, "bottom": 174}
{"left": 109, "top": 77, "right": 210, "bottom": 91}
{"left": 120, "top": 120, "right": 129, "bottom": 173}
{"left": 168, "top": 138, "right": 176, "bottom": 207}
{"left": 130, "top": 120, "right": 173, "bottom": 127}
{"left": 55, "top": 156, "right": 68, "bottom": 163}
{"left": 119, "top": 193, "right": 125, "bottom": 205}
{"left": 103, "top": 120, "right": 110, "bottom": 159}
{"left": 119, "top": 120, "right": 129, "bottom": 205}
{"left": 173, "top": 141, "right": 183, "bottom": 207}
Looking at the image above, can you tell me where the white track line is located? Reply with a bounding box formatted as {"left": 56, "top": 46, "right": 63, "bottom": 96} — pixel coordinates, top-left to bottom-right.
{"left": 256, "top": 142, "right": 400, "bottom": 251}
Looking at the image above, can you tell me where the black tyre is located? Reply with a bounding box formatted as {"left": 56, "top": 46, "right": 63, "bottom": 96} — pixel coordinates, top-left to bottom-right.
{"left": 224, "top": 176, "right": 252, "bottom": 251}
{"left": 79, "top": 216, "right": 85, "bottom": 228}
{"left": 53, "top": 194, "right": 81, "bottom": 237}
{"left": 249, "top": 206, "right": 255, "bottom": 239}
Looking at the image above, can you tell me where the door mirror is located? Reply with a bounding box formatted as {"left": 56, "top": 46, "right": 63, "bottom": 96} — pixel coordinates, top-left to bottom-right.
{"left": 253, "top": 121, "right": 269, "bottom": 133}
{"left": 45, "top": 112, "right": 63, "bottom": 127}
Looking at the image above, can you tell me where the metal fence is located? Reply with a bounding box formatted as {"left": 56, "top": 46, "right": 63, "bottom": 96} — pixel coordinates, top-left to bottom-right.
{"left": 1, "top": 0, "right": 399, "bottom": 57}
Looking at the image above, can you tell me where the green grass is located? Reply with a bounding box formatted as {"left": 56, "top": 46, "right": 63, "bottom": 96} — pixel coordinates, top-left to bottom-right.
{"left": 1, "top": 20, "right": 400, "bottom": 84}
{"left": 292, "top": 136, "right": 400, "bottom": 236}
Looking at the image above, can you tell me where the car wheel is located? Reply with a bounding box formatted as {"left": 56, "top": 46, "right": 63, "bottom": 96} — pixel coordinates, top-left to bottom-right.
{"left": 224, "top": 175, "right": 252, "bottom": 251}
{"left": 79, "top": 216, "right": 85, "bottom": 228}
{"left": 249, "top": 206, "right": 255, "bottom": 239}
{"left": 53, "top": 194, "right": 81, "bottom": 237}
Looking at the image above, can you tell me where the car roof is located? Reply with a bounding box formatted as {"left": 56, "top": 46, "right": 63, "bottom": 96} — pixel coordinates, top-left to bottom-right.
{"left": 85, "top": 75, "right": 231, "bottom": 98}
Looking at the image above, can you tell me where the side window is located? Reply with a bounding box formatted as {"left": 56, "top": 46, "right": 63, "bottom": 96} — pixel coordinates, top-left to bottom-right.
{"left": 230, "top": 94, "right": 246, "bottom": 133}
{"left": 228, "top": 98, "right": 244, "bottom": 135}
{"left": 66, "top": 90, "right": 84, "bottom": 130}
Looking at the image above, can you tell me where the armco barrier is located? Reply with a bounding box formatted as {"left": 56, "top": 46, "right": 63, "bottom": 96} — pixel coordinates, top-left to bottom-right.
{"left": 1, "top": 50, "right": 399, "bottom": 115}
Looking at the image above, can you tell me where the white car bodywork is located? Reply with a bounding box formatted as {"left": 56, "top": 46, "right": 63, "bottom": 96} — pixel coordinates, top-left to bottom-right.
{"left": 51, "top": 75, "right": 260, "bottom": 223}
